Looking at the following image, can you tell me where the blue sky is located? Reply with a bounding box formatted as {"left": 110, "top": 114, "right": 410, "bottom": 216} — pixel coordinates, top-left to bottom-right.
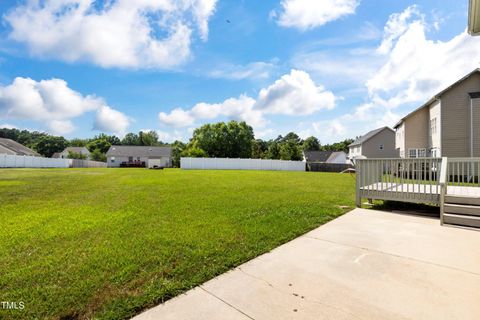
{"left": 0, "top": 0, "right": 478, "bottom": 143}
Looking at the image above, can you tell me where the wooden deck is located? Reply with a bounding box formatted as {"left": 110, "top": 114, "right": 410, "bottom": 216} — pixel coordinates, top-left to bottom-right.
{"left": 360, "top": 183, "right": 480, "bottom": 205}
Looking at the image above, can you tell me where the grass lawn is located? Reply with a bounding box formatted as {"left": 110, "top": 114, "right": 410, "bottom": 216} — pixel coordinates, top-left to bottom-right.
{"left": 0, "top": 168, "right": 355, "bottom": 319}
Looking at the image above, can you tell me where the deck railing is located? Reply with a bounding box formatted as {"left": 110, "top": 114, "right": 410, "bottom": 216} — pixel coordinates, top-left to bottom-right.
{"left": 445, "top": 158, "right": 480, "bottom": 187}
{"left": 356, "top": 158, "right": 444, "bottom": 206}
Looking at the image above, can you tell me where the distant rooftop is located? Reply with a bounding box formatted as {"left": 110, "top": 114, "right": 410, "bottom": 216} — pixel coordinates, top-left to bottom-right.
{"left": 349, "top": 127, "right": 393, "bottom": 147}
{"left": 106, "top": 145, "right": 171, "bottom": 157}
{"left": 0, "top": 138, "right": 40, "bottom": 156}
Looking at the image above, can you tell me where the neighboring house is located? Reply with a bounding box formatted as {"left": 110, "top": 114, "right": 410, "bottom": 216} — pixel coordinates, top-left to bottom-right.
{"left": 0, "top": 138, "right": 39, "bottom": 156}
{"left": 348, "top": 127, "right": 397, "bottom": 161}
{"left": 52, "top": 147, "right": 90, "bottom": 159}
{"left": 395, "top": 68, "right": 480, "bottom": 158}
{"left": 106, "top": 145, "right": 172, "bottom": 168}
{"left": 303, "top": 151, "right": 348, "bottom": 164}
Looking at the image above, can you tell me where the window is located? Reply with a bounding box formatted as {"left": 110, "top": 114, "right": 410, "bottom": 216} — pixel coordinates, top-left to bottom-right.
{"left": 430, "top": 118, "right": 437, "bottom": 136}
{"left": 379, "top": 144, "right": 384, "bottom": 150}
{"left": 111, "top": 157, "right": 115, "bottom": 163}
{"left": 408, "top": 148, "right": 426, "bottom": 158}
{"left": 128, "top": 156, "right": 133, "bottom": 162}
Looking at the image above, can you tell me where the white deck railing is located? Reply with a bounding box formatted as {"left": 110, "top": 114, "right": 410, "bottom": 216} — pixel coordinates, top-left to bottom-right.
{"left": 356, "top": 158, "right": 444, "bottom": 206}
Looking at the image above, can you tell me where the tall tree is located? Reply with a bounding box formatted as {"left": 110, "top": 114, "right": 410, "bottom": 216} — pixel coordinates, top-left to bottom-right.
{"left": 187, "top": 121, "right": 254, "bottom": 158}
{"left": 302, "top": 136, "right": 321, "bottom": 151}
{"left": 69, "top": 138, "right": 89, "bottom": 147}
{"left": 34, "top": 136, "right": 68, "bottom": 157}
{"left": 171, "top": 140, "right": 186, "bottom": 167}
{"left": 251, "top": 139, "right": 268, "bottom": 159}
{"left": 87, "top": 137, "right": 111, "bottom": 154}
{"left": 139, "top": 130, "right": 159, "bottom": 146}
{"left": 279, "top": 140, "right": 302, "bottom": 160}
{"left": 121, "top": 133, "right": 140, "bottom": 145}
{"left": 267, "top": 141, "right": 281, "bottom": 159}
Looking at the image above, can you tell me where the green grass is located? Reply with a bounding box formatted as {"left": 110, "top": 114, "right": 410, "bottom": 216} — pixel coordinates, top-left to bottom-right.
{"left": 0, "top": 168, "right": 355, "bottom": 319}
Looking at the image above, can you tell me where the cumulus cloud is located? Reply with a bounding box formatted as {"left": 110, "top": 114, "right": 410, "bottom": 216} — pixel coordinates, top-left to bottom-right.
{"left": 0, "top": 77, "right": 130, "bottom": 135}
{"left": 298, "top": 5, "right": 480, "bottom": 144}
{"left": 94, "top": 105, "right": 130, "bottom": 136}
{"left": 255, "top": 69, "right": 335, "bottom": 115}
{"left": 159, "top": 108, "right": 195, "bottom": 127}
{"left": 274, "top": 0, "right": 359, "bottom": 30}
{"left": 367, "top": 5, "right": 480, "bottom": 108}
{"left": 158, "top": 69, "right": 335, "bottom": 129}
{"left": 5, "top": 0, "right": 217, "bottom": 69}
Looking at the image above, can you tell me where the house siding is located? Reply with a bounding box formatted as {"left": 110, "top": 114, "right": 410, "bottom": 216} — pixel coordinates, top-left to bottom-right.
{"left": 429, "top": 100, "right": 441, "bottom": 156}
{"left": 472, "top": 98, "right": 480, "bottom": 157}
{"left": 404, "top": 107, "right": 429, "bottom": 155}
{"left": 395, "top": 123, "right": 405, "bottom": 158}
{"left": 107, "top": 156, "right": 170, "bottom": 167}
{"left": 441, "top": 73, "right": 480, "bottom": 157}
{"left": 361, "top": 129, "right": 397, "bottom": 158}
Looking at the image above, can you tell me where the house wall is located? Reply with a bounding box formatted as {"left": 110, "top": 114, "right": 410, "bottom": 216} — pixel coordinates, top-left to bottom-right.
{"left": 441, "top": 72, "right": 480, "bottom": 157}
{"left": 348, "top": 145, "right": 362, "bottom": 159}
{"left": 362, "top": 129, "right": 397, "bottom": 158}
{"left": 472, "top": 98, "right": 480, "bottom": 157}
{"left": 107, "top": 155, "right": 171, "bottom": 167}
{"left": 429, "top": 100, "right": 441, "bottom": 157}
{"left": 395, "top": 123, "right": 405, "bottom": 158}
{"left": 404, "top": 107, "right": 429, "bottom": 157}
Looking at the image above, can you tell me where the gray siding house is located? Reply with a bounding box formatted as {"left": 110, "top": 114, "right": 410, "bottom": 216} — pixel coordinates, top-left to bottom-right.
{"left": 52, "top": 147, "right": 90, "bottom": 159}
{"left": 106, "top": 145, "right": 172, "bottom": 168}
{"left": 394, "top": 68, "right": 480, "bottom": 158}
{"left": 348, "top": 127, "right": 397, "bottom": 161}
{"left": 0, "top": 138, "right": 39, "bottom": 156}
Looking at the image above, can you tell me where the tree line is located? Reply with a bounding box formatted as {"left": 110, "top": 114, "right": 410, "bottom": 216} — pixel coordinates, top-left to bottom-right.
{"left": 0, "top": 121, "right": 354, "bottom": 166}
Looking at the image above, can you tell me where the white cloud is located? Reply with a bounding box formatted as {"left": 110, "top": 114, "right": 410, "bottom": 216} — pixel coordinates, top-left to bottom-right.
{"left": 94, "top": 105, "right": 130, "bottom": 136}
{"left": 255, "top": 69, "right": 335, "bottom": 115}
{"left": 0, "top": 77, "right": 130, "bottom": 135}
{"left": 274, "top": 0, "right": 359, "bottom": 30}
{"left": 48, "top": 120, "right": 75, "bottom": 135}
{"left": 5, "top": 0, "right": 217, "bottom": 69}
{"left": 0, "top": 123, "right": 16, "bottom": 129}
{"left": 159, "top": 108, "right": 195, "bottom": 127}
{"left": 158, "top": 70, "right": 336, "bottom": 129}
{"left": 367, "top": 6, "right": 480, "bottom": 108}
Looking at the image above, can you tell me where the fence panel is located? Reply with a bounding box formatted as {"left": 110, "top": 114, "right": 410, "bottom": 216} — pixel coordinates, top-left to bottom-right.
{"left": 181, "top": 157, "right": 305, "bottom": 171}
{"left": 0, "top": 155, "right": 70, "bottom": 168}
{"left": 69, "top": 159, "right": 107, "bottom": 168}
{"left": 308, "top": 163, "right": 353, "bottom": 172}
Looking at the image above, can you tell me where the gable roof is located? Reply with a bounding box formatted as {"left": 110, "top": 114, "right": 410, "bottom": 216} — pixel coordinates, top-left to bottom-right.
{"left": 63, "top": 147, "right": 90, "bottom": 154}
{"left": 0, "top": 138, "right": 40, "bottom": 156}
{"left": 303, "top": 151, "right": 347, "bottom": 163}
{"left": 303, "top": 151, "right": 333, "bottom": 162}
{"left": 394, "top": 68, "right": 480, "bottom": 128}
{"left": 106, "top": 145, "right": 171, "bottom": 157}
{"left": 349, "top": 127, "right": 393, "bottom": 147}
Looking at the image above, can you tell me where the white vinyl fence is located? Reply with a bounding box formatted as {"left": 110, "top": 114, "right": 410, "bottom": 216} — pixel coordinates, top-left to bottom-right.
{"left": 181, "top": 157, "right": 306, "bottom": 171}
{"left": 0, "top": 155, "right": 108, "bottom": 168}
{"left": 0, "top": 154, "right": 69, "bottom": 168}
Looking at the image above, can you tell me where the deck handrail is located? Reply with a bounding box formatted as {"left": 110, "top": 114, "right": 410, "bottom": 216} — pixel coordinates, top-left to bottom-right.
{"left": 439, "top": 157, "right": 448, "bottom": 225}
{"left": 355, "top": 157, "right": 443, "bottom": 207}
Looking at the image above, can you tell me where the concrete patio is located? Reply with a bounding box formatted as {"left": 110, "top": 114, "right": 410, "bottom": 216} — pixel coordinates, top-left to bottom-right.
{"left": 133, "top": 208, "right": 480, "bottom": 320}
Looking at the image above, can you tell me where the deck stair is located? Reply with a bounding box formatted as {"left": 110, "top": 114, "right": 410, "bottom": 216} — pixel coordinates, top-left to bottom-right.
{"left": 443, "top": 196, "right": 480, "bottom": 229}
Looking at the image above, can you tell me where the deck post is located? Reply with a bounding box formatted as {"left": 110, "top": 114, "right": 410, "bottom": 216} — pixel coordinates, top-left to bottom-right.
{"left": 355, "top": 160, "right": 362, "bottom": 207}
{"left": 439, "top": 157, "right": 448, "bottom": 225}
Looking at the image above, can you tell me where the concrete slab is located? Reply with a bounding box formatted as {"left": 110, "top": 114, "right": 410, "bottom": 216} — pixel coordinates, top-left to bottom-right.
{"left": 133, "top": 208, "right": 480, "bottom": 320}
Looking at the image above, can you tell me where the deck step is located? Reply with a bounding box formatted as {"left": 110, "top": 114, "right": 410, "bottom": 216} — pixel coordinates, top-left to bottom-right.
{"left": 444, "top": 195, "right": 480, "bottom": 206}
{"left": 444, "top": 204, "right": 480, "bottom": 217}
{"left": 443, "top": 213, "right": 480, "bottom": 229}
